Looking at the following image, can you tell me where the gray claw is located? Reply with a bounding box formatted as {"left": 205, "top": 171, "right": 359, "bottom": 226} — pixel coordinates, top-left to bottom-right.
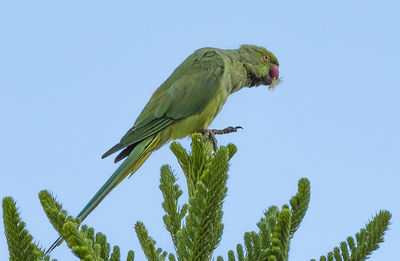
{"left": 198, "top": 126, "right": 243, "bottom": 151}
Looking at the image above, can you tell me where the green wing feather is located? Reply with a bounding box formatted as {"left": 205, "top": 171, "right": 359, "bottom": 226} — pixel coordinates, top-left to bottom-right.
{"left": 102, "top": 48, "right": 225, "bottom": 160}
{"left": 101, "top": 118, "right": 173, "bottom": 159}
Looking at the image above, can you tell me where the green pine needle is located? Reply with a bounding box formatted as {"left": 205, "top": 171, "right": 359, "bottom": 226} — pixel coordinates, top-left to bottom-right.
{"left": 236, "top": 244, "right": 245, "bottom": 261}
{"left": 110, "top": 246, "right": 120, "bottom": 261}
{"left": 127, "top": 250, "right": 135, "bottom": 261}
{"left": 135, "top": 221, "right": 167, "bottom": 261}
{"left": 258, "top": 206, "right": 279, "bottom": 251}
{"left": 39, "top": 190, "right": 70, "bottom": 233}
{"left": 38, "top": 190, "right": 135, "bottom": 260}
{"left": 62, "top": 221, "right": 99, "bottom": 260}
{"left": 168, "top": 134, "right": 236, "bottom": 260}
{"left": 276, "top": 208, "right": 292, "bottom": 260}
{"left": 227, "top": 179, "right": 308, "bottom": 261}
{"left": 168, "top": 253, "right": 177, "bottom": 261}
{"left": 289, "top": 178, "right": 310, "bottom": 237}
{"left": 159, "top": 164, "right": 187, "bottom": 248}
{"left": 179, "top": 143, "right": 231, "bottom": 259}
{"left": 2, "top": 197, "right": 48, "bottom": 261}
{"left": 314, "top": 210, "right": 391, "bottom": 261}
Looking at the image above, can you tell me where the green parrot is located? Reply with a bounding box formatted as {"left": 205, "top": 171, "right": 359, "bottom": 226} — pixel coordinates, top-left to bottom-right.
{"left": 46, "top": 44, "right": 279, "bottom": 254}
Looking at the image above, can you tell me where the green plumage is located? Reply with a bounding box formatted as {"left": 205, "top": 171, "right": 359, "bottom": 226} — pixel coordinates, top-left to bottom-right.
{"left": 46, "top": 45, "right": 279, "bottom": 255}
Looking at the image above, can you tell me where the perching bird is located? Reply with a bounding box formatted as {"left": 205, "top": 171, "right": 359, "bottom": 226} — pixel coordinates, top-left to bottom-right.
{"left": 45, "top": 45, "right": 279, "bottom": 254}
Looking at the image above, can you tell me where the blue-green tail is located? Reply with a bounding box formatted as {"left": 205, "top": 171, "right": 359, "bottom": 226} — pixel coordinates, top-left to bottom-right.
{"left": 44, "top": 135, "right": 160, "bottom": 256}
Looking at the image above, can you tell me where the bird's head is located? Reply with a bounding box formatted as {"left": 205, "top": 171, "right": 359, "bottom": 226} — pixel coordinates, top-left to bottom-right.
{"left": 239, "top": 45, "right": 280, "bottom": 89}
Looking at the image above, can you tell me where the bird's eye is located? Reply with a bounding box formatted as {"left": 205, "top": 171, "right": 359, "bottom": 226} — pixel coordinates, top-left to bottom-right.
{"left": 263, "top": 54, "right": 270, "bottom": 62}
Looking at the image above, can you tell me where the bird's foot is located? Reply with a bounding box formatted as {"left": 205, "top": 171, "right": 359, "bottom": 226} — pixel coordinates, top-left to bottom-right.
{"left": 198, "top": 126, "right": 243, "bottom": 151}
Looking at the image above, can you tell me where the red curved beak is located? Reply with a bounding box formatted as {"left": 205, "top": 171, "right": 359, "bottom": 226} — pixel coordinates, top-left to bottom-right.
{"left": 269, "top": 65, "right": 279, "bottom": 79}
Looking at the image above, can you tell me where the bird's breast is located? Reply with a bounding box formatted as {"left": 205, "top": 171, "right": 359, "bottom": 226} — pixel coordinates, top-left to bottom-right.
{"left": 166, "top": 89, "right": 229, "bottom": 140}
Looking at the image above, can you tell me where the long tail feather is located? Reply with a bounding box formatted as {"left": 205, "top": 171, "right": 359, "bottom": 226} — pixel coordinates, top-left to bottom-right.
{"left": 44, "top": 134, "right": 161, "bottom": 256}
{"left": 101, "top": 143, "right": 125, "bottom": 159}
{"left": 44, "top": 237, "right": 63, "bottom": 256}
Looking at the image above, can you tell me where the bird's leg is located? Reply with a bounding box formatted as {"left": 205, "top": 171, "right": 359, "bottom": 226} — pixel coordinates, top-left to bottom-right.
{"left": 198, "top": 126, "right": 243, "bottom": 151}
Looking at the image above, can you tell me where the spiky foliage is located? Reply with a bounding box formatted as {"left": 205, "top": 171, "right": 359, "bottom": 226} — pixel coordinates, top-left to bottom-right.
{"left": 135, "top": 221, "right": 168, "bottom": 261}
{"left": 175, "top": 137, "right": 235, "bottom": 260}
{"left": 39, "top": 190, "right": 134, "bottom": 261}
{"left": 289, "top": 178, "right": 310, "bottom": 237}
{"left": 2, "top": 197, "right": 53, "bottom": 261}
{"left": 140, "top": 133, "right": 237, "bottom": 260}
{"left": 218, "top": 178, "right": 310, "bottom": 261}
{"left": 2, "top": 135, "right": 392, "bottom": 261}
{"left": 311, "top": 210, "right": 391, "bottom": 261}
{"left": 159, "top": 165, "right": 188, "bottom": 248}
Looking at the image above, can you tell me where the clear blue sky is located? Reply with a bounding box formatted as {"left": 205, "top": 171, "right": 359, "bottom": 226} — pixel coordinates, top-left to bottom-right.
{"left": 1, "top": 1, "right": 399, "bottom": 260}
